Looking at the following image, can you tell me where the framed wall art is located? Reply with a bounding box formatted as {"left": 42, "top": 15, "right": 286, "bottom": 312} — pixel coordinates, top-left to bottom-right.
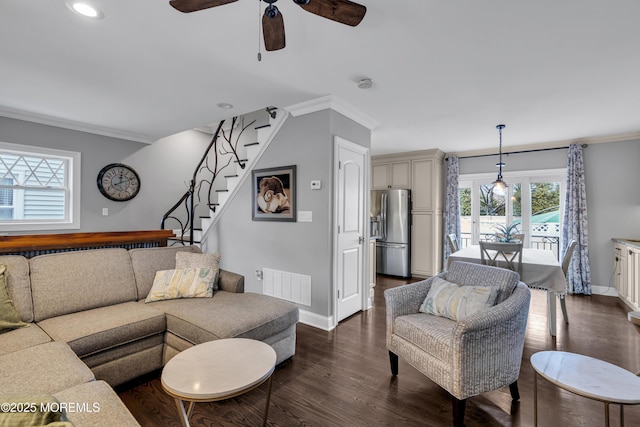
{"left": 252, "top": 165, "right": 296, "bottom": 222}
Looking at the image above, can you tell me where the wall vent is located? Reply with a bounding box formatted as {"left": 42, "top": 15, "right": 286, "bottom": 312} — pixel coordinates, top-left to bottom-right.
{"left": 263, "top": 268, "right": 311, "bottom": 306}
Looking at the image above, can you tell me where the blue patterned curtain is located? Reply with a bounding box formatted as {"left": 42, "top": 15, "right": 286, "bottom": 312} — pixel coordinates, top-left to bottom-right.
{"left": 562, "top": 144, "right": 591, "bottom": 294}
{"left": 443, "top": 156, "right": 461, "bottom": 270}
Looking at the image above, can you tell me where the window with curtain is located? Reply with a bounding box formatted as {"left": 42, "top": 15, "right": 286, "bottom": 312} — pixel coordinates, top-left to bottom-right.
{"left": 459, "top": 168, "right": 566, "bottom": 259}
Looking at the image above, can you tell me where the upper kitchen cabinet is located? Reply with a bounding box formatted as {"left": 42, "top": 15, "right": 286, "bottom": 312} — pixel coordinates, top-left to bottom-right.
{"left": 371, "top": 160, "right": 411, "bottom": 189}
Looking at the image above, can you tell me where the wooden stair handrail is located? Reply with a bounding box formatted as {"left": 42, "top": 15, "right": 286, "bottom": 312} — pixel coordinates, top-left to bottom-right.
{"left": 0, "top": 230, "right": 175, "bottom": 256}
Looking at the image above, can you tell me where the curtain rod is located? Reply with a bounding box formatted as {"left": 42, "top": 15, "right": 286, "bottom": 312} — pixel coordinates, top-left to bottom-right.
{"left": 446, "top": 143, "right": 588, "bottom": 160}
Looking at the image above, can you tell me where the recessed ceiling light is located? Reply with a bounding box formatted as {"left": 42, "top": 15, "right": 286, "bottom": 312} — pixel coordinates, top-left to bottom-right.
{"left": 217, "top": 103, "right": 234, "bottom": 109}
{"left": 67, "top": 1, "right": 104, "bottom": 19}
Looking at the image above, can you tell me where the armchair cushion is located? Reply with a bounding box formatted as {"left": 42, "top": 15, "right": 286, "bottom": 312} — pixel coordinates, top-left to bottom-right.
{"left": 419, "top": 276, "right": 498, "bottom": 321}
{"left": 444, "top": 261, "right": 519, "bottom": 304}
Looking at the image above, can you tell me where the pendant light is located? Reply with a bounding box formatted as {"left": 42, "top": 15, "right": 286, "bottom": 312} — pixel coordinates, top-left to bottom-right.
{"left": 492, "top": 124, "right": 507, "bottom": 195}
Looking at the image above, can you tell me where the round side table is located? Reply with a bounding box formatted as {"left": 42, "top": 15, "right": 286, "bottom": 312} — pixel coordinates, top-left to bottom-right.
{"left": 161, "top": 338, "right": 277, "bottom": 427}
{"left": 531, "top": 351, "right": 640, "bottom": 427}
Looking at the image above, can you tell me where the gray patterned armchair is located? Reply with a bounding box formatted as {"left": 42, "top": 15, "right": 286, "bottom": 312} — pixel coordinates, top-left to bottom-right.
{"left": 385, "top": 261, "right": 531, "bottom": 427}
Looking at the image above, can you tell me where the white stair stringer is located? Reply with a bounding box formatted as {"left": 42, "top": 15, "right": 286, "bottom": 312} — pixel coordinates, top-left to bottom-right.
{"left": 200, "top": 110, "right": 289, "bottom": 248}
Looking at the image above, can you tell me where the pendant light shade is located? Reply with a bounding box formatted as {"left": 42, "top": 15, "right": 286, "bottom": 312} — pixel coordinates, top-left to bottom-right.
{"left": 492, "top": 124, "right": 507, "bottom": 194}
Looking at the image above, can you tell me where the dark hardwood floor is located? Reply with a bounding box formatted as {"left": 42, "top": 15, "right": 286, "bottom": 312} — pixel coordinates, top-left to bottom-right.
{"left": 118, "top": 275, "right": 640, "bottom": 426}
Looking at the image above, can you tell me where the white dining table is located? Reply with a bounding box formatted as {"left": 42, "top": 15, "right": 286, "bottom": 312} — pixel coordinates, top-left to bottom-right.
{"left": 448, "top": 245, "right": 566, "bottom": 336}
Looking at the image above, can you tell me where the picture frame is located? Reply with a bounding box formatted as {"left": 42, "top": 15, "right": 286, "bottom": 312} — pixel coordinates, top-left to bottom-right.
{"left": 252, "top": 165, "right": 296, "bottom": 222}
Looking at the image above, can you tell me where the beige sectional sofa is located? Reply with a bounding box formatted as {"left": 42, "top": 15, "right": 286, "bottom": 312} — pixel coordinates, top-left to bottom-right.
{"left": 0, "top": 245, "right": 299, "bottom": 426}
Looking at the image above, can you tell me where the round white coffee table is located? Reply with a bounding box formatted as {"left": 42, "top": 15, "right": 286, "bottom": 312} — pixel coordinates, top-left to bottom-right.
{"left": 161, "top": 338, "right": 277, "bottom": 427}
{"left": 531, "top": 351, "right": 640, "bottom": 427}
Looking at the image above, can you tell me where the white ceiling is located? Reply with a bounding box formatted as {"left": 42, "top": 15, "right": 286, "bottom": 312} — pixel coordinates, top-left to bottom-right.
{"left": 2, "top": 1, "right": 640, "bottom": 155}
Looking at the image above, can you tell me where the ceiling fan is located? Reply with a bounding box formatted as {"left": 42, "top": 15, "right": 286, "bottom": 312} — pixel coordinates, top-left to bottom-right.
{"left": 169, "top": 0, "right": 367, "bottom": 52}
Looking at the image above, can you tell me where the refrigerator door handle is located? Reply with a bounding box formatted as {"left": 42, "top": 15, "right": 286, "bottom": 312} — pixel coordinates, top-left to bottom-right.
{"left": 379, "top": 243, "right": 407, "bottom": 249}
{"left": 381, "top": 192, "right": 387, "bottom": 239}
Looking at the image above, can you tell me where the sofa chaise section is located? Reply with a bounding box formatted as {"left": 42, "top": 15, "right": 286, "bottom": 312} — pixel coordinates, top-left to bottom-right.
{"left": 145, "top": 291, "right": 299, "bottom": 364}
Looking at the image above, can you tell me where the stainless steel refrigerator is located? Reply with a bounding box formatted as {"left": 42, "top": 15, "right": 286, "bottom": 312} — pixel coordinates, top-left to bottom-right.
{"left": 370, "top": 189, "right": 411, "bottom": 277}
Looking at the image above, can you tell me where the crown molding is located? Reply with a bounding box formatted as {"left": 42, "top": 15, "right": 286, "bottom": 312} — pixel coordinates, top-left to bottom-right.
{"left": 0, "top": 107, "right": 156, "bottom": 144}
{"left": 285, "top": 95, "right": 380, "bottom": 130}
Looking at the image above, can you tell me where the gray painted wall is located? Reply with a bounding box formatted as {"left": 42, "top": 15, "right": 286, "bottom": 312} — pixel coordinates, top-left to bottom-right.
{"left": 458, "top": 139, "right": 640, "bottom": 292}
{"left": 213, "top": 109, "right": 370, "bottom": 318}
{"left": 0, "top": 116, "right": 209, "bottom": 233}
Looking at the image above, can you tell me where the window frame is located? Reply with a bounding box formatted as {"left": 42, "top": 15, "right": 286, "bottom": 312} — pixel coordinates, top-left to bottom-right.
{"left": 459, "top": 168, "right": 566, "bottom": 247}
{"left": 0, "top": 141, "right": 81, "bottom": 231}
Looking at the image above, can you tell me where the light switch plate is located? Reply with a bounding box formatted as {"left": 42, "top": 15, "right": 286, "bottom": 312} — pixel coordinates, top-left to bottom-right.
{"left": 298, "top": 211, "right": 312, "bottom": 222}
{"left": 310, "top": 180, "right": 321, "bottom": 190}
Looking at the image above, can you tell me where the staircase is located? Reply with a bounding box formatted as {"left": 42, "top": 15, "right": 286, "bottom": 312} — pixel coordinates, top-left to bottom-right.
{"left": 162, "top": 107, "right": 287, "bottom": 248}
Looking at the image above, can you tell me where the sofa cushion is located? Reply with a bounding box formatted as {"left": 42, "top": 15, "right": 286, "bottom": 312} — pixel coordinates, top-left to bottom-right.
{"left": 0, "top": 255, "right": 33, "bottom": 323}
{"left": 30, "top": 249, "right": 138, "bottom": 321}
{"left": 1, "top": 264, "right": 28, "bottom": 333}
{"left": 394, "top": 313, "right": 456, "bottom": 363}
{"left": 0, "top": 342, "right": 95, "bottom": 394}
{"left": 144, "top": 291, "right": 298, "bottom": 344}
{"left": 129, "top": 245, "right": 201, "bottom": 300}
{"left": 445, "top": 261, "right": 519, "bottom": 304}
{"left": 175, "top": 251, "right": 221, "bottom": 290}
{"left": 419, "top": 276, "right": 498, "bottom": 321}
{"left": 36, "top": 302, "right": 166, "bottom": 358}
{"left": 0, "top": 323, "right": 52, "bottom": 356}
{"left": 145, "top": 267, "right": 216, "bottom": 302}
{"left": 54, "top": 380, "right": 141, "bottom": 426}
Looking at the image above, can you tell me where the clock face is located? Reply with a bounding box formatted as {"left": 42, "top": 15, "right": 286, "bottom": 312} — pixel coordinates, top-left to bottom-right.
{"left": 97, "top": 163, "right": 140, "bottom": 201}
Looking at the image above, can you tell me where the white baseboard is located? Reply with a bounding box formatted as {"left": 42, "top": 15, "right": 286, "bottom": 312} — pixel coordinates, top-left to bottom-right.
{"left": 298, "top": 309, "right": 335, "bottom": 331}
{"left": 591, "top": 285, "right": 618, "bottom": 296}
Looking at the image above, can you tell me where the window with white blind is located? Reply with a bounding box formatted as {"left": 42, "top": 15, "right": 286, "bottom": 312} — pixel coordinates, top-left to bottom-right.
{"left": 0, "top": 142, "right": 81, "bottom": 231}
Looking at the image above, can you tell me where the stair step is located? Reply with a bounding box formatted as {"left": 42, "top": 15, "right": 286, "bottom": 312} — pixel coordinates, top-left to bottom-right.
{"left": 254, "top": 124, "right": 271, "bottom": 130}
{"left": 244, "top": 142, "right": 259, "bottom": 147}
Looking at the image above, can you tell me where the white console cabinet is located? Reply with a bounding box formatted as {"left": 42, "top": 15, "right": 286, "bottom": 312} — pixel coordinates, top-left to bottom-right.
{"left": 614, "top": 240, "right": 640, "bottom": 311}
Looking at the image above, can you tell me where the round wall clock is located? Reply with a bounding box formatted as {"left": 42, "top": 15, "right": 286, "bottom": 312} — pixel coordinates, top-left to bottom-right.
{"left": 97, "top": 163, "right": 140, "bottom": 201}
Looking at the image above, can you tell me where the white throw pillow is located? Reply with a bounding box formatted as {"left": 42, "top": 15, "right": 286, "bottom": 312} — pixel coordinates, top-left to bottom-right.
{"left": 175, "top": 251, "right": 221, "bottom": 291}
{"left": 419, "top": 277, "right": 498, "bottom": 321}
{"left": 145, "top": 268, "right": 216, "bottom": 303}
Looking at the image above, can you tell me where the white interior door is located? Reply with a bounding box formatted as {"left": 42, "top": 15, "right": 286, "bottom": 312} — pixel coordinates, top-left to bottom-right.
{"left": 335, "top": 137, "right": 367, "bottom": 322}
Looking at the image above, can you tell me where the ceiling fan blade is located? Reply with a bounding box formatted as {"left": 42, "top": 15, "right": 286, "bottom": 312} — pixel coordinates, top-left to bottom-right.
{"left": 262, "top": 9, "right": 286, "bottom": 51}
{"left": 296, "top": 0, "right": 366, "bottom": 27}
{"left": 169, "top": 0, "right": 237, "bottom": 13}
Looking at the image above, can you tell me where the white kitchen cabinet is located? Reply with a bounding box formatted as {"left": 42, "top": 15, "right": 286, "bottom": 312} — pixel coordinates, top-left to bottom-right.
{"left": 371, "top": 161, "right": 410, "bottom": 189}
{"left": 372, "top": 149, "right": 445, "bottom": 277}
